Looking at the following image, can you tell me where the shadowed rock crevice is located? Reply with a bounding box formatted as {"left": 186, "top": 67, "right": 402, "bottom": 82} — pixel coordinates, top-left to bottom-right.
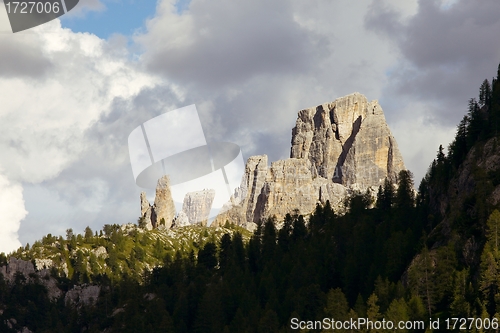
{"left": 334, "top": 115, "right": 362, "bottom": 183}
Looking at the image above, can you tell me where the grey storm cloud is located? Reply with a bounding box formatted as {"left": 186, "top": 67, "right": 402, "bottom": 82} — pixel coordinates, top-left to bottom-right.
{"left": 0, "top": 36, "right": 53, "bottom": 78}
{"left": 136, "top": 0, "right": 328, "bottom": 89}
{"left": 366, "top": 0, "right": 500, "bottom": 125}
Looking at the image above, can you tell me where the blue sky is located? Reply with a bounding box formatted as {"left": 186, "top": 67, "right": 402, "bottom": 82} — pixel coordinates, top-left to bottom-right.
{"left": 60, "top": 0, "right": 190, "bottom": 38}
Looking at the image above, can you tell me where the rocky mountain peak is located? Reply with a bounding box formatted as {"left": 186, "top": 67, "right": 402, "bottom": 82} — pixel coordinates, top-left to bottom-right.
{"left": 140, "top": 175, "right": 176, "bottom": 230}
{"left": 181, "top": 189, "right": 216, "bottom": 226}
{"left": 144, "top": 92, "right": 405, "bottom": 230}
{"left": 290, "top": 92, "right": 405, "bottom": 188}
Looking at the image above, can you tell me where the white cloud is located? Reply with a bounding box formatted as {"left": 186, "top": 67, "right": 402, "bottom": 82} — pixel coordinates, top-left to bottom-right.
{"left": 0, "top": 20, "right": 162, "bottom": 252}
{"left": 0, "top": 173, "right": 27, "bottom": 254}
{"left": 0, "top": 20, "right": 159, "bottom": 184}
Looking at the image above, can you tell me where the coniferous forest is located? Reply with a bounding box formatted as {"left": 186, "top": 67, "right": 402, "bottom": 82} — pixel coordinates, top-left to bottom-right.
{"left": 2, "top": 64, "right": 500, "bottom": 332}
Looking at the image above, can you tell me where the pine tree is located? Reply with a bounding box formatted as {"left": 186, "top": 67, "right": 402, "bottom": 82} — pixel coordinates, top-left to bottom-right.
{"left": 385, "top": 299, "right": 410, "bottom": 332}
{"left": 409, "top": 246, "right": 434, "bottom": 317}
{"left": 219, "top": 233, "right": 232, "bottom": 272}
{"left": 396, "top": 170, "right": 415, "bottom": 210}
{"left": 84, "top": 226, "right": 93, "bottom": 242}
{"left": 450, "top": 269, "right": 471, "bottom": 317}
{"left": 487, "top": 210, "right": 500, "bottom": 256}
{"left": 467, "top": 98, "right": 483, "bottom": 147}
{"left": 365, "top": 293, "right": 382, "bottom": 333}
{"left": 480, "top": 79, "right": 492, "bottom": 107}
{"left": 324, "top": 288, "right": 349, "bottom": 320}
{"left": 477, "top": 210, "right": 500, "bottom": 314}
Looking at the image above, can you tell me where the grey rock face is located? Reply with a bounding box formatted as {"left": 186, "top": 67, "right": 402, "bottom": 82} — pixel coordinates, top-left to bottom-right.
{"left": 181, "top": 189, "right": 216, "bottom": 226}
{"left": 172, "top": 211, "right": 190, "bottom": 228}
{"left": 0, "top": 258, "right": 62, "bottom": 300}
{"left": 153, "top": 176, "right": 176, "bottom": 228}
{"left": 65, "top": 284, "right": 101, "bottom": 307}
{"left": 34, "top": 258, "right": 53, "bottom": 271}
{"left": 253, "top": 159, "right": 350, "bottom": 223}
{"left": 212, "top": 92, "right": 406, "bottom": 229}
{"left": 0, "top": 257, "right": 35, "bottom": 282}
{"left": 241, "top": 155, "right": 269, "bottom": 222}
{"left": 92, "top": 246, "right": 107, "bottom": 258}
{"left": 342, "top": 102, "right": 405, "bottom": 188}
{"left": 140, "top": 192, "right": 153, "bottom": 230}
{"left": 139, "top": 176, "right": 176, "bottom": 230}
{"left": 254, "top": 158, "right": 318, "bottom": 222}
{"left": 211, "top": 155, "right": 268, "bottom": 228}
{"left": 290, "top": 92, "right": 405, "bottom": 189}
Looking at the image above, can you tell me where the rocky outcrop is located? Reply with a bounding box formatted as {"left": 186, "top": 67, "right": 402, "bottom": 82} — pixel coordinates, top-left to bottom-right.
{"left": 212, "top": 156, "right": 268, "bottom": 228}
{"left": 241, "top": 155, "right": 269, "bottom": 222}
{"left": 0, "top": 258, "right": 62, "bottom": 300}
{"left": 0, "top": 258, "right": 35, "bottom": 281}
{"left": 172, "top": 211, "right": 190, "bottom": 228}
{"left": 140, "top": 176, "right": 176, "bottom": 229}
{"left": 214, "top": 155, "right": 349, "bottom": 227}
{"left": 140, "top": 192, "right": 153, "bottom": 230}
{"left": 34, "top": 258, "right": 53, "bottom": 271}
{"left": 153, "top": 176, "right": 176, "bottom": 228}
{"left": 290, "top": 92, "right": 405, "bottom": 188}
{"left": 181, "top": 189, "right": 216, "bottom": 226}
{"left": 253, "top": 158, "right": 348, "bottom": 223}
{"left": 65, "top": 284, "right": 101, "bottom": 307}
{"left": 212, "top": 93, "right": 405, "bottom": 229}
{"left": 143, "top": 93, "right": 405, "bottom": 230}
{"left": 92, "top": 246, "right": 107, "bottom": 258}
{"left": 5, "top": 318, "right": 33, "bottom": 333}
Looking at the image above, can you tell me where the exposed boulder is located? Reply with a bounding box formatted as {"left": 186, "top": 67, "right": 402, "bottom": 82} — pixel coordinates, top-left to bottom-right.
{"left": 34, "top": 258, "right": 53, "bottom": 271}
{"left": 0, "top": 258, "right": 62, "bottom": 300}
{"left": 92, "top": 246, "right": 107, "bottom": 258}
{"left": 172, "top": 211, "right": 190, "bottom": 228}
{"left": 0, "top": 257, "right": 35, "bottom": 282}
{"left": 65, "top": 284, "right": 101, "bottom": 307}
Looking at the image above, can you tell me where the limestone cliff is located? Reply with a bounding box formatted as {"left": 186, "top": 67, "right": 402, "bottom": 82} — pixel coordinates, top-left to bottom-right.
{"left": 172, "top": 211, "right": 190, "bottom": 228}
{"left": 140, "top": 192, "right": 153, "bottom": 230}
{"left": 253, "top": 158, "right": 348, "bottom": 223}
{"left": 0, "top": 258, "right": 62, "bottom": 300}
{"left": 153, "top": 176, "right": 176, "bottom": 228}
{"left": 214, "top": 92, "right": 405, "bottom": 228}
{"left": 181, "top": 189, "right": 216, "bottom": 226}
{"left": 144, "top": 93, "right": 405, "bottom": 230}
{"left": 140, "top": 175, "right": 176, "bottom": 229}
{"left": 290, "top": 92, "right": 405, "bottom": 188}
